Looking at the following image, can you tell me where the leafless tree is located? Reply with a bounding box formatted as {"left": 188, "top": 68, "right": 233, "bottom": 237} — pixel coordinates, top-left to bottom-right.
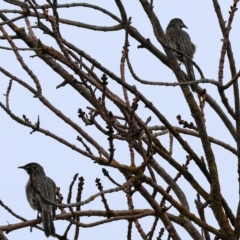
{"left": 0, "top": 0, "right": 240, "bottom": 239}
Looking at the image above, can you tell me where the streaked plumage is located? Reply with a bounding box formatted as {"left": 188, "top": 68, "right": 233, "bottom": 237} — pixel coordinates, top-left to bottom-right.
{"left": 19, "top": 162, "right": 56, "bottom": 238}
{"left": 166, "top": 18, "right": 196, "bottom": 91}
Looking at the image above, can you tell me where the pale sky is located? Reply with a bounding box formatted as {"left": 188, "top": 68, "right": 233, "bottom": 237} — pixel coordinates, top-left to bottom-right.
{"left": 0, "top": 1, "right": 239, "bottom": 239}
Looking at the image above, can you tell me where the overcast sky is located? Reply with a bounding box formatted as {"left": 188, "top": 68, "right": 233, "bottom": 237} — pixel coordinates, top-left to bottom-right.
{"left": 1, "top": 0, "right": 239, "bottom": 239}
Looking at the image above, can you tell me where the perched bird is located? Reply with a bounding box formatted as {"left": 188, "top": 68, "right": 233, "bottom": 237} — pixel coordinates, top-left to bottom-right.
{"left": 166, "top": 18, "right": 196, "bottom": 91}
{"left": 19, "top": 162, "right": 56, "bottom": 237}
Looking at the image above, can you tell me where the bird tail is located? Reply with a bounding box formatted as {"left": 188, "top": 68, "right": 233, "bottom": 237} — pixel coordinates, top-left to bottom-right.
{"left": 183, "top": 57, "right": 196, "bottom": 92}
{"left": 42, "top": 209, "right": 56, "bottom": 237}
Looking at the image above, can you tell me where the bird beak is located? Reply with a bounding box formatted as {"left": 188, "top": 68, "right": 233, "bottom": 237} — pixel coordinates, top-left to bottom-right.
{"left": 18, "top": 166, "right": 26, "bottom": 169}
{"left": 181, "top": 23, "right": 188, "bottom": 29}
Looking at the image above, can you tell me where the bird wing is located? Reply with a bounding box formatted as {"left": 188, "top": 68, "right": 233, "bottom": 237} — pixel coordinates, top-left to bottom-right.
{"left": 26, "top": 180, "right": 40, "bottom": 211}
{"left": 179, "top": 31, "right": 196, "bottom": 91}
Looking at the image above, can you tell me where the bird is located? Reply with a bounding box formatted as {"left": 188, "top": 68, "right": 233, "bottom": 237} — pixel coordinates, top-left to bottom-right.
{"left": 18, "top": 162, "right": 56, "bottom": 238}
{"left": 166, "top": 18, "right": 196, "bottom": 91}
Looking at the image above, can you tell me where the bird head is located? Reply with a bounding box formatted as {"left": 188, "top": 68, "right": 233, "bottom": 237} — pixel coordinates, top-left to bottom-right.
{"left": 18, "top": 162, "right": 46, "bottom": 176}
{"left": 167, "top": 18, "right": 188, "bottom": 30}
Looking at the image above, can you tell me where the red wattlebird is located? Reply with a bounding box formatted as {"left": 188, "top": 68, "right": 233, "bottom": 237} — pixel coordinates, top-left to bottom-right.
{"left": 166, "top": 18, "right": 196, "bottom": 91}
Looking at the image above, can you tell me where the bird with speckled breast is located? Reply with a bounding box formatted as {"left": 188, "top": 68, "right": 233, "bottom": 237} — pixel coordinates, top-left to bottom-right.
{"left": 166, "top": 18, "right": 196, "bottom": 91}
{"left": 19, "top": 162, "right": 56, "bottom": 238}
